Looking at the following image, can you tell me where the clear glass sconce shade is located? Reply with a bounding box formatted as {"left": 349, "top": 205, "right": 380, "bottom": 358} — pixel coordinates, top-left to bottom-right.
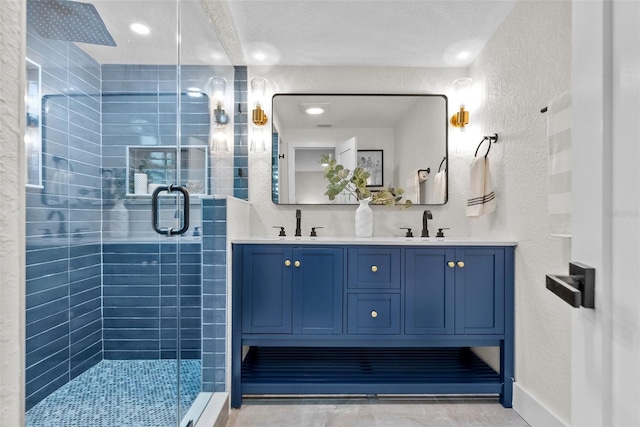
{"left": 212, "top": 130, "right": 229, "bottom": 153}
{"left": 250, "top": 77, "right": 267, "bottom": 106}
{"left": 250, "top": 126, "right": 266, "bottom": 153}
{"left": 453, "top": 78, "right": 472, "bottom": 107}
{"left": 208, "top": 77, "right": 227, "bottom": 104}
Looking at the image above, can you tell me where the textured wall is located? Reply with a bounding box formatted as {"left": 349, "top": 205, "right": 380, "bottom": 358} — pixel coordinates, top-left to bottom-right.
{"left": 247, "top": 66, "right": 468, "bottom": 238}
{"left": 468, "top": 1, "right": 572, "bottom": 422}
{"left": 0, "top": 0, "right": 25, "bottom": 425}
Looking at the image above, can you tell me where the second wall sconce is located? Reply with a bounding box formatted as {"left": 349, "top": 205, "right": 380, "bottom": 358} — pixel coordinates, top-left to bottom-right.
{"left": 251, "top": 77, "right": 268, "bottom": 126}
{"left": 209, "top": 77, "right": 229, "bottom": 127}
{"left": 450, "top": 77, "right": 472, "bottom": 129}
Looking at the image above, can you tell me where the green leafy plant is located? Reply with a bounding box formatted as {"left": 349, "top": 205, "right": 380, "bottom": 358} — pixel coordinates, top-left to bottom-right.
{"left": 321, "top": 154, "right": 412, "bottom": 208}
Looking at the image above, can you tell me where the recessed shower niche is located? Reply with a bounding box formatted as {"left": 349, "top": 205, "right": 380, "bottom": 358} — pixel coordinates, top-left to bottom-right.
{"left": 127, "top": 146, "right": 209, "bottom": 196}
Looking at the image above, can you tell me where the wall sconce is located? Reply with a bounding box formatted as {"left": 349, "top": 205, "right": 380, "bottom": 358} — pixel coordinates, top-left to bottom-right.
{"left": 450, "top": 78, "right": 472, "bottom": 129}
{"left": 208, "top": 77, "right": 229, "bottom": 127}
{"left": 250, "top": 77, "right": 268, "bottom": 126}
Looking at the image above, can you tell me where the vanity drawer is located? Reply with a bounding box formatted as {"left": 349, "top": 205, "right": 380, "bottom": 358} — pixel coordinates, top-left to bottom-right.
{"left": 347, "top": 293, "right": 400, "bottom": 334}
{"left": 347, "top": 248, "right": 400, "bottom": 289}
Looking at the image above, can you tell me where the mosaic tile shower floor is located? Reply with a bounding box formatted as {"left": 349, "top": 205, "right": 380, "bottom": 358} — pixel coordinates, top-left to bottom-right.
{"left": 26, "top": 360, "right": 201, "bottom": 427}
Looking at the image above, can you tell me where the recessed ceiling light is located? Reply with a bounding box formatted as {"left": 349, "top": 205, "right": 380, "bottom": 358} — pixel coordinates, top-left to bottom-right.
{"left": 252, "top": 52, "right": 267, "bottom": 61}
{"left": 305, "top": 107, "right": 325, "bottom": 115}
{"left": 456, "top": 51, "right": 471, "bottom": 60}
{"left": 130, "top": 23, "right": 150, "bottom": 35}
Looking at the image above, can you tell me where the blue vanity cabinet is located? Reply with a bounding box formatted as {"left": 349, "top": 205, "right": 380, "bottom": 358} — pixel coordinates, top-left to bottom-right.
{"left": 240, "top": 245, "right": 343, "bottom": 335}
{"left": 232, "top": 243, "right": 515, "bottom": 410}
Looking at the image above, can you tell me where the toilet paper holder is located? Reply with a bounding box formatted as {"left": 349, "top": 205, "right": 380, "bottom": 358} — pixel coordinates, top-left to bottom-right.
{"left": 546, "top": 262, "right": 595, "bottom": 308}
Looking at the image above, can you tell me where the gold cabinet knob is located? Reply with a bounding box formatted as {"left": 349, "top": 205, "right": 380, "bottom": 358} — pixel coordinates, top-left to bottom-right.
{"left": 294, "top": 260, "right": 301, "bottom": 267}
{"left": 447, "top": 261, "right": 455, "bottom": 268}
{"left": 371, "top": 265, "right": 378, "bottom": 273}
{"left": 371, "top": 310, "right": 378, "bottom": 318}
{"left": 457, "top": 261, "right": 465, "bottom": 268}
{"left": 284, "top": 260, "right": 291, "bottom": 267}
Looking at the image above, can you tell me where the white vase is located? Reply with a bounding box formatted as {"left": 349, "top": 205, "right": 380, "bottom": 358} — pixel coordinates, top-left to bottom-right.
{"left": 355, "top": 199, "right": 373, "bottom": 238}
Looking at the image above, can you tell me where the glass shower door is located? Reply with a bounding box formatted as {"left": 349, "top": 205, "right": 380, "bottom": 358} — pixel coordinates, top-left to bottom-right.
{"left": 24, "top": 0, "right": 230, "bottom": 425}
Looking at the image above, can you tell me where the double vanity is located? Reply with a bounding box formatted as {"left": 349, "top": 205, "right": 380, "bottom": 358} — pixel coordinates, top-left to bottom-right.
{"left": 231, "top": 237, "right": 516, "bottom": 408}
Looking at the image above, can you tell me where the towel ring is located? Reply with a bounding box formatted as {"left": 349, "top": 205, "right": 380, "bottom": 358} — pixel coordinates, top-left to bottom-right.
{"left": 418, "top": 168, "right": 430, "bottom": 175}
{"left": 438, "top": 157, "right": 447, "bottom": 172}
{"left": 474, "top": 134, "right": 499, "bottom": 158}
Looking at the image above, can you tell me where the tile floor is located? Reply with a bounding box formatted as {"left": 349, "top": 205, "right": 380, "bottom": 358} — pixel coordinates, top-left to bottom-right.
{"left": 26, "top": 359, "right": 201, "bottom": 427}
{"left": 227, "top": 395, "right": 530, "bottom": 427}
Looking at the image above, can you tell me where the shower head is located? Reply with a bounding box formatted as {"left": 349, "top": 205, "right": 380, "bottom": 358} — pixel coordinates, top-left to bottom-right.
{"left": 27, "top": 0, "right": 116, "bottom": 47}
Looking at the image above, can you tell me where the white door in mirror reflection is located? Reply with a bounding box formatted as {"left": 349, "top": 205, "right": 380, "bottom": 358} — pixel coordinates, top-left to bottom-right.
{"left": 287, "top": 141, "right": 341, "bottom": 204}
{"left": 336, "top": 137, "right": 357, "bottom": 204}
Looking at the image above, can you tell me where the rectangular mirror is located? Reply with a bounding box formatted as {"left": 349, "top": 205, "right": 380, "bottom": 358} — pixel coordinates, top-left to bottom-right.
{"left": 272, "top": 94, "right": 448, "bottom": 205}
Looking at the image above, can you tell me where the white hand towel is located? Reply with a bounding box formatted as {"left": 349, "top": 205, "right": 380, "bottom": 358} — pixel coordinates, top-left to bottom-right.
{"left": 406, "top": 169, "right": 423, "bottom": 204}
{"left": 432, "top": 170, "right": 447, "bottom": 204}
{"left": 466, "top": 156, "right": 496, "bottom": 217}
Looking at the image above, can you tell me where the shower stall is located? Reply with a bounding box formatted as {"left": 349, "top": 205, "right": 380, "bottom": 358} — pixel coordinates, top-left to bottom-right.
{"left": 24, "top": 1, "right": 236, "bottom": 425}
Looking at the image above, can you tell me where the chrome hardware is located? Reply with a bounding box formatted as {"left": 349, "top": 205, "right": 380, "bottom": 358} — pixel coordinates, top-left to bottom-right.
{"left": 284, "top": 260, "right": 291, "bottom": 267}
{"left": 457, "top": 261, "right": 465, "bottom": 268}
{"left": 371, "top": 265, "right": 378, "bottom": 272}
{"left": 294, "top": 260, "right": 301, "bottom": 268}
{"left": 448, "top": 261, "right": 455, "bottom": 268}
{"left": 371, "top": 310, "right": 378, "bottom": 318}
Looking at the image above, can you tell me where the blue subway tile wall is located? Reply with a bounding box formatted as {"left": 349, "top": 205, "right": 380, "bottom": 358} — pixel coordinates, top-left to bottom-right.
{"left": 201, "top": 199, "right": 227, "bottom": 392}
{"left": 234, "top": 66, "right": 249, "bottom": 200}
{"left": 102, "top": 243, "right": 202, "bottom": 360}
{"left": 25, "top": 30, "right": 103, "bottom": 410}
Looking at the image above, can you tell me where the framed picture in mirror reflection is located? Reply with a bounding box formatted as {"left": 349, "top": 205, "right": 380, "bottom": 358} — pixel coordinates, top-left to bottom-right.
{"left": 357, "top": 149, "right": 383, "bottom": 187}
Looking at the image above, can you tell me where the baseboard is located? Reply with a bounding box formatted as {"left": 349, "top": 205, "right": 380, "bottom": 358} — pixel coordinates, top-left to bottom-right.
{"left": 513, "top": 383, "right": 568, "bottom": 427}
{"left": 194, "top": 392, "right": 229, "bottom": 427}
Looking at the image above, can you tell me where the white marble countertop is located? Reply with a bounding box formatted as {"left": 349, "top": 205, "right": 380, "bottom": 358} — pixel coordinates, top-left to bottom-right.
{"left": 231, "top": 236, "right": 517, "bottom": 246}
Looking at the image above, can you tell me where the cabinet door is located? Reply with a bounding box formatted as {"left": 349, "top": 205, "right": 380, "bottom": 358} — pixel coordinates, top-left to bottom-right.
{"left": 292, "top": 248, "right": 343, "bottom": 334}
{"left": 454, "top": 249, "right": 505, "bottom": 335}
{"left": 405, "top": 248, "right": 455, "bottom": 334}
{"left": 242, "top": 246, "right": 293, "bottom": 334}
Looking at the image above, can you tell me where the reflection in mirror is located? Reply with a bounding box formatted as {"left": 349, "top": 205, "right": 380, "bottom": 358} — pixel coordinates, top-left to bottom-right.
{"left": 25, "top": 58, "right": 42, "bottom": 188}
{"left": 272, "top": 94, "right": 448, "bottom": 205}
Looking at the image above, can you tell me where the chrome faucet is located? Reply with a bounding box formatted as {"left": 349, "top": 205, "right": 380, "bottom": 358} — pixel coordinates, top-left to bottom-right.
{"left": 47, "top": 210, "right": 67, "bottom": 237}
{"left": 421, "top": 210, "right": 433, "bottom": 237}
{"left": 295, "top": 209, "right": 302, "bottom": 237}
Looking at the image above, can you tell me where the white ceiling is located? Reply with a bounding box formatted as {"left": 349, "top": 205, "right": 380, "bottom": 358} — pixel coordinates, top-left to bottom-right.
{"left": 74, "top": 0, "right": 517, "bottom": 67}
{"left": 226, "top": 0, "right": 518, "bottom": 67}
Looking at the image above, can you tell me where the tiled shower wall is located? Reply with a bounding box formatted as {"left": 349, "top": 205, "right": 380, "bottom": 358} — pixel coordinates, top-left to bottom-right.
{"left": 25, "top": 38, "right": 244, "bottom": 408}
{"left": 201, "top": 198, "right": 228, "bottom": 392}
{"left": 25, "top": 32, "right": 103, "bottom": 410}
{"left": 102, "top": 242, "right": 202, "bottom": 360}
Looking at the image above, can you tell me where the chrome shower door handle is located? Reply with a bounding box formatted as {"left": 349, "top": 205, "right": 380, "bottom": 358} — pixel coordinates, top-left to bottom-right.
{"left": 151, "top": 185, "right": 190, "bottom": 236}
